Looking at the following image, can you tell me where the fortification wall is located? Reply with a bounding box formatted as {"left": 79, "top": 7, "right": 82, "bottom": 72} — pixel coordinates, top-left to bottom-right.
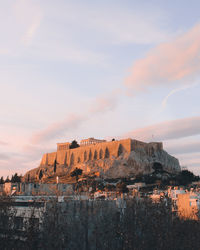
{"left": 40, "top": 139, "right": 132, "bottom": 166}
{"left": 40, "top": 139, "right": 163, "bottom": 167}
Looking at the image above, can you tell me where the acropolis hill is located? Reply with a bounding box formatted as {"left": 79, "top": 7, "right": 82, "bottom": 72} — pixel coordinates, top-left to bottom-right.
{"left": 24, "top": 138, "right": 181, "bottom": 182}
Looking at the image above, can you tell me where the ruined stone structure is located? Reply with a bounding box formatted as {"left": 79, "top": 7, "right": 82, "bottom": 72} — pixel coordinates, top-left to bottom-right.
{"left": 24, "top": 138, "right": 181, "bottom": 181}
{"left": 40, "top": 138, "right": 163, "bottom": 167}
{"left": 80, "top": 137, "right": 107, "bottom": 146}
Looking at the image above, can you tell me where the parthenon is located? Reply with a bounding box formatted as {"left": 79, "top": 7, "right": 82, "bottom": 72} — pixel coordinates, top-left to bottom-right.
{"left": 80, "top": 137, "right": 107, "bottom": 146}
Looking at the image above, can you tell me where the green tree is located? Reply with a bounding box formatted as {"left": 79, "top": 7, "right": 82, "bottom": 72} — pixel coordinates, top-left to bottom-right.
{"left": 105, "top": 184, "right": 115, "bottom": 192}
{"left": 5, "top": 176, "right": 10, "bottom": 183}
{"left": 70, "top": 168, "right": 83, "bottom": 182}
{"left": 39, "top": 170, "right": 43, "bottom": 180}
{"left": 0, "top": 176, "right": 4, "bottom": 184}
{"left": 178, "top": 170, "right": 195, "bottom": 185}
{"left": 11, "top": 173, "right": 21, "bottom": 183}
{"left": 69, "top": 140, "right": 80, "bottom": 149}
{"left": 53, "top": 160, "right": 57, "bottom": 173}
{"left": 144, "top": 174, "right": 156, "bottom": 184}
{"left": 116, "top": 182, "right": 129, "bottom": 193}
{"left": 97, "top": 183, "right": 105, "bottom": 191}
{"left": 152, "top": 162, "right": 163, "bottom": 173}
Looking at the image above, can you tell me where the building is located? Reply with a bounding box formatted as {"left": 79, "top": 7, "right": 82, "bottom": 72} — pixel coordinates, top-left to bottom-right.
{"left": 177, "top": 192, "right": 200, "bottom": 220}
{"left": 80, "top": 137, "right": 107, "bottom": 146}
{"left": 168, "top": 187, "right": 200, "bottom": 220}
{"left": 3, "top": 182, "right": 21, "bottom": 195}
{"left": 0, "top": 182, "right": 74, "bottom": 196}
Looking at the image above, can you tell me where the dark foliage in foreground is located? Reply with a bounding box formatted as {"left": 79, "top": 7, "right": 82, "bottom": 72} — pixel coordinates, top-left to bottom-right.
{"left": 70, "top": 168, "right": 83, "bottom": 182}
{"left": 0, "top": 196, "right": 200, "bottom": 250}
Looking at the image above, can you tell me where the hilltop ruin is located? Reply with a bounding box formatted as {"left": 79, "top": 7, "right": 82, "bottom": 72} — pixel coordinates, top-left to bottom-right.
{"left": 24, "top": 138, "right": 181, "bottom": 182}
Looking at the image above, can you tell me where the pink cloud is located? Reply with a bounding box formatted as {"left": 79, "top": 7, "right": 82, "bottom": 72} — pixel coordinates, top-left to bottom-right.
{"left": 31, "top": 114, "right": 87, "bottom": 144}
{"left": 125, "top": 23, "right": 200, "bottom": 92}
{"left": 90, "top": 94, "right": 118, "bottom": 114}
{"left": 0, "top": 153, "right": 10, "bottom": 160}
{"left": 123, "top": 116, "right": 200, "bottom": 141}
{"left": 31, "top": 91, "right": 119, "bottom": 144}
{"left": 0, "top": 140, "right": 8, "bottom": 146}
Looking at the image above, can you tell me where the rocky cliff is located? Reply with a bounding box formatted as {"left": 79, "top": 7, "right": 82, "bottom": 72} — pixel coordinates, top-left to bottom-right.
{"left": 24, "top": 144, "right": 181, "bottom": 182}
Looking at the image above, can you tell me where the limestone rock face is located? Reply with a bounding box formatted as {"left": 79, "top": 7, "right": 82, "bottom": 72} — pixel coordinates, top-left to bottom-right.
{"left": 24, "top": 147, "right": 181, "bottom": 181}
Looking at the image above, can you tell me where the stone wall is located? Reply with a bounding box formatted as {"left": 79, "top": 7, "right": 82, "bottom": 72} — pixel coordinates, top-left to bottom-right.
{"left": 40, "top": 139, "right": 163, "bottom": 168}
{"left": 41, "top": 139, "right": 130, "bottom": 166}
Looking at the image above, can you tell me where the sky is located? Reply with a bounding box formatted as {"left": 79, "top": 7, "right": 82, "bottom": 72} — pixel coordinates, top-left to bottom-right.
{"left": 0, "top": 0, "right": 200, "bottom": 177}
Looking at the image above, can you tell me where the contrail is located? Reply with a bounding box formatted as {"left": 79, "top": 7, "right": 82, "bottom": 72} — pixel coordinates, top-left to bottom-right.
{"left": 161, "top": 82, "right": 198, "bottom": 108}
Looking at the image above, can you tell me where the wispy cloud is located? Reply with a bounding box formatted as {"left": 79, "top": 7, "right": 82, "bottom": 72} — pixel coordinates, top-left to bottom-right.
{"left": 0, "top": 142, "right": 55, "bottom": 178}
{"left": 90, "top": 97, "right": 116, "bottom": 114}
{"left": 31, "top": 114, "right": 87, "bottom": 144}
{"left": 123, "top": 116, "right": 200, "bottom": 141}
{"left": 31, "top": 90, "right": 119, "bottom": 144}
{"left": 161, "top": 82, "right": 199, "bottom": 108}
{"left": 0, "top": 140, "right": 8, "bottom": 146}
{"left": 166, "top": 140, "right": 200, "bottom": 155}
{"left": 90, "top": 90, "right": 119, "bottom": 114}
{"left": 21, "top": 13, "right": 42, "bottom": 46}
{"left": 13, "top": 0, "right": 42, "bottom": 46}
{"left": 0, "top": 153, "right": 10, "bottom": 160}
{"left": 125, "top": 23, "right": 200, "bottom": 93}
{"left": 165, "top": 147, "right": 200, "bottom": 174}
